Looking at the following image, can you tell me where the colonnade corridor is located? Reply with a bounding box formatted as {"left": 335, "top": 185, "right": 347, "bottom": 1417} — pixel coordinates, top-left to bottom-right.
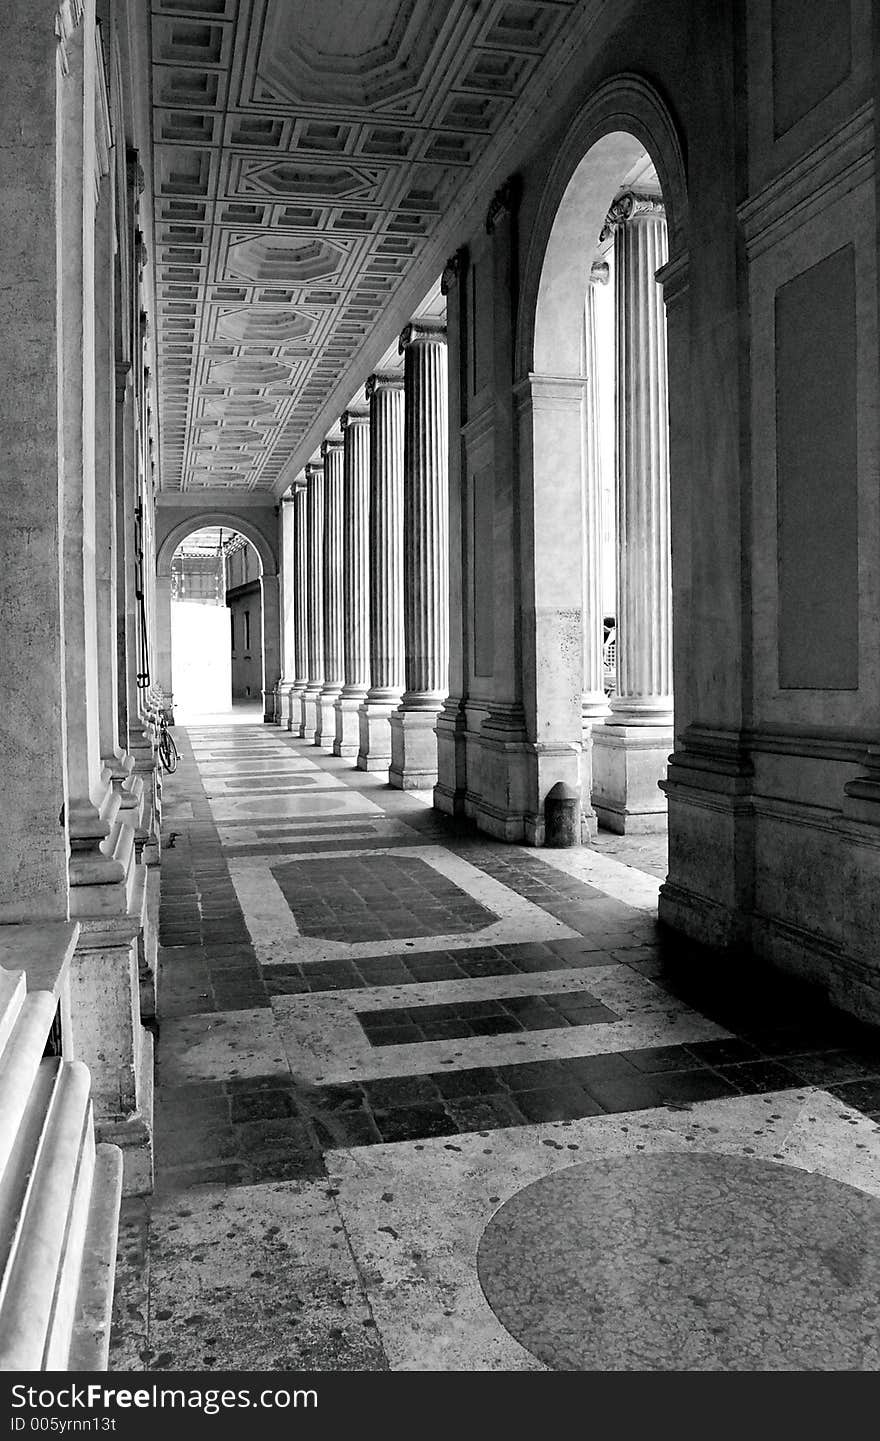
{"left": 110, "top": 721, "right": 880, "bottom": 1372}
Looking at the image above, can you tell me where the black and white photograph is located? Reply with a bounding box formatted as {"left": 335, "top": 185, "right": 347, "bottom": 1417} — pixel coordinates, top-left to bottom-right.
{"left": 0, "top": 0, "right": 878, "bottom": 1404}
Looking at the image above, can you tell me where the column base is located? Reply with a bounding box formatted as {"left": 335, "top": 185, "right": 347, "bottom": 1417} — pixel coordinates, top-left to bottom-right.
{"left": 316, "top": 687, "right": 341, "bottom": 750}
{"left": 301, "top": 687, "right": 322, "bottom": 742}
{"left": 288, "top": 684, "right": 307, "bottom": 732}
{"left": 356, "top": 698, "right": 398, "bottom": 771}
{"left": 592, "top": 724, "right": 673, "bottom": 833}
{"left": 388, "top": 707, "right": 440, "bottom": 790}
{"left": 334, "top": 692, "right": 365, "bottom": 758}
{"left": 434, "top": 699, "right": 468, "bottom": 816}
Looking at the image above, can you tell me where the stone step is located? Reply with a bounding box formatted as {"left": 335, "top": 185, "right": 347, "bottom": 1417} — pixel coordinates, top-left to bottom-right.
{"left": 0, "top": 967, "right": 26, "bottom": 1057}
{"left": 0, "top": 1061, "right": 94, "bottom": 1369}
{"left": 0, "top": 991, "right": 59, "bottom": 1185}
{"left": 66, "top": 1146, "right": 124, "bottom": 1371}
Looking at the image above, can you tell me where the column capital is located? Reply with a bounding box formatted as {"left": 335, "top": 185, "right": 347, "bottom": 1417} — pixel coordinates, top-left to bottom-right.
{"left": 366, "top": 370, "right": 404, "bottom": 400}
{"left": 441, "top": 248, "right": 468, "bottom": 296}
{"left": 341, "top": 404, "right": 370, "bottom": 429}
{"left": 486, "top": 174, "right": 522, "bottom": 234}
{"left": 320, "top": 434, "right": 344, "bottom": 461}
{"left": 56, "top": 0, "right": 84, "bottom": 76}
{"left": 280, "top": 488, "right": 296, "bottom": 505}
{"left": 589, "top": 259, "right": 611, "bottom": 286}
{"left": 600, "top": 190, "right": 665, "bottom": 243}
{"left": 305, "top": 460, "right": 324, "bottom": 483}
{"left": 398, "top": 317, "right": 447, "bottom": 354}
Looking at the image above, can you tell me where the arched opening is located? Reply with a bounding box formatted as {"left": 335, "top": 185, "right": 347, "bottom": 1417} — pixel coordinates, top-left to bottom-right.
{"left": 155, "top": 511, "right": 281, "bottom": 725}
{"left": 168, "top": 526, "right": 264, "bottom": 722}
{"left": 517, "top": 76, "right": 688, "bottom": 857}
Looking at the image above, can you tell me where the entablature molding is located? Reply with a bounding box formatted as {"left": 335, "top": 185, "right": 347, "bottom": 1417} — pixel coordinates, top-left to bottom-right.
{"left": 738, "top": 100, "right": 873, "bottom": 261}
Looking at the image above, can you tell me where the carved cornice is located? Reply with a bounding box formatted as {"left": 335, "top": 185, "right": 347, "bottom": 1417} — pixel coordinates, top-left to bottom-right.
{"left": 365, "top": 370, "right": 404, "bottom": 400}
{"left": 56, "top": 0, "right": 84, "bottom": 78}
{"left": 589, "top": 259, "right": 610, "bottom": 286}
{"left": 441, "top": 248, "right": 467, "bottom": 296}
{"left": 486, "top": 174, "right": 522, "bottom": 234}
{"left": 398, "top": 317, "right": 447, "bottom": 353}
{"left": 599, "top": 190, "right": 665, "bottom": 243}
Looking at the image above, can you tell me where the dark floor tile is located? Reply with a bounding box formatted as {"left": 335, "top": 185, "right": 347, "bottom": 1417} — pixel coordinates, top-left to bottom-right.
{"left": 625, "top": 1045, "right": 696, "bottom": 1074}
{"left": 828, "top": 1077, "right": 880, "bottom": 1114}
{"left": 445, "top": 1094, "right": 526, "bottom": 1131}
{"left": 362, "top": 1075, "right": 442, "bottom": 1109}
{"left": 373, "top": 1104, "right": 457, "bottom": 1143}
{"left": 516, "top": 1087, "right": 603, "bottom": 1123}
{"left": 228, "top": 1088, "right": 298, "bottom": 1122}
{"left": 656, "top": 1070, "right": 740, "bottom": 1106}
{"left": 715, "top": 1060, "right": 804, "bottom": 1094}
{"left": 495, "top": 1060, "right": 573, "bottom": 1092}
{"left": 683, "top": 1038, "right": 763, "bottom": 1067}
{"left": 433, "top": 1067, "right": 506, "bottom": 1100}
{"left": 786, "top": 1050, "right": 880, "bottom": 1086}
{"left": 404, "top": 955, "right": 464, "bottom": 982}
{"left": 580, "top": 1074, "right": 669, "bottom": 1113}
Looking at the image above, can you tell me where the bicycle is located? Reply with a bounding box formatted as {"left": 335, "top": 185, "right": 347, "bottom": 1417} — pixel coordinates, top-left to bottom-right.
{"left": 156, "top": 710, "right": 179, "bottom": 774}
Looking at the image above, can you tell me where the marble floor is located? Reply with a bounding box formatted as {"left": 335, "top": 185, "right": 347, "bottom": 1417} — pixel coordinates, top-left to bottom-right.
{"left": 110, "top": 718, "right": 880, "bottom": 1372}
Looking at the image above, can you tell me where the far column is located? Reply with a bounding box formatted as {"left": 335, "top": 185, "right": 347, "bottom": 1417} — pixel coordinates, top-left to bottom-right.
{"left": 592, "top": 191, "right": 672, "bottom": 832}
{"left": 358, "top": 373, "right": 405, "bottom": 771}
{"left": 277, "top": 489, "right": 296, "bottom": 727}
{"left": 335, "top": 405, "right": 371, "bottom": 757}
{"left": 318, "top": 434, "right": 345, "bottom": 750}
{"left": 301, "top": 460, "right": 325, "bottom": 742}
{"left": 290, "top": 478, "right": 309, "bottom": 730}
{"left": 389, "top": 321, "right": 449, "bottom": 790}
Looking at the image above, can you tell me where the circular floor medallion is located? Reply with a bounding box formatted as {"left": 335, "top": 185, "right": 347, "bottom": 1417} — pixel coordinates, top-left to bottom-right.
{"left": 477, "top": 1152, "right": 880, "bottom": 1371}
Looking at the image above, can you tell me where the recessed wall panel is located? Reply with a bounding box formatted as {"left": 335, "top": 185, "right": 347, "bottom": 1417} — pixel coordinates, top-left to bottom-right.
{"left": 472, "top": 464, "right": 495, "bottom": 677}
{"left": 775, "top": 244, "right": 858, "bottom": 690}
{"left": 771, "top": 0, "right": 851, "bottom": 137}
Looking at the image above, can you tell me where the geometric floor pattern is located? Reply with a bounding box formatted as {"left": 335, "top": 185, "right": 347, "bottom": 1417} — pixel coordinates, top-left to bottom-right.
{"left": 110, "top": 712, "right": 880, "bottom": 1371}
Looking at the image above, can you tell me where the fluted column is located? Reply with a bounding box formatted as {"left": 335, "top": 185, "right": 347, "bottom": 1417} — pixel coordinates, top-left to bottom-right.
{"left": 592, "top": 191, "right": 672, "bottom": 833}
{"left": 290, "top": 478, "right": 309, "bottom": 731}
{"left": 318, "top": 434, "right": 345, "bottom": 749}
{"left": 389, "top": 320, "right": 449, "bottom": 790}
{"left": 358, "top": 372, "right": 405, "bottom": 770}
{"left": 278, "top": 490, "right": 296, "bottom": 727}
{"left": 335, "top": 405, "right": 371, "bottom": 757}
{"left": 301, "top": 461, "right": 325, "bottom": 742}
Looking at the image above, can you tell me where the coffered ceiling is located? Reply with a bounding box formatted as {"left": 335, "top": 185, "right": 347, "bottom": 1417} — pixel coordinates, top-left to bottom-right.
{"left": 147, "top": 0, "right": 590, "bottom": 500}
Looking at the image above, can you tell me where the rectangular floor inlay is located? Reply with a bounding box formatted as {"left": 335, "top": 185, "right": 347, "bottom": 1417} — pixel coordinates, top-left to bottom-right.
{"left": 358, "top": 990, "right": 620, "bottom": 1045}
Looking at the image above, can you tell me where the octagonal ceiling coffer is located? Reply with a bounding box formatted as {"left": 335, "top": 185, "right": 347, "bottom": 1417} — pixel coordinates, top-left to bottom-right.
{"left": 225, "top": 235, "right": 344, "bottom": 284}
{"left": 215, "top": 307, "right": 315, "bottom": 343}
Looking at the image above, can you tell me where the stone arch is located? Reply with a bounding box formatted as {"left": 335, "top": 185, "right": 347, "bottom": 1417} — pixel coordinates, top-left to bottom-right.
{"left": 517, "top": 72, "right": 688, "bottom": 378}
{"left": 512, "top": 72, "right": 690, "bottom": 843}
{"left": 154, "top": 510, "right": 281, "bottom": 721}
{"left": 155, "top": 510, "right": 278, "bottom": 580}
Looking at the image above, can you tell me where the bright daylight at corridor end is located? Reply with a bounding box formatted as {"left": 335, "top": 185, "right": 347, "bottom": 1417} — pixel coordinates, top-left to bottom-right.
{"left": 1, "top": 0, "right": 880, "bottom": 1383}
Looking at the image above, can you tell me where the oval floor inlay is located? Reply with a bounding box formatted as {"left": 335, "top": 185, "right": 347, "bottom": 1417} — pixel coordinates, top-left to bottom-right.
{"left": 477, "top": 1152, "right": 880, "bottom": 1371}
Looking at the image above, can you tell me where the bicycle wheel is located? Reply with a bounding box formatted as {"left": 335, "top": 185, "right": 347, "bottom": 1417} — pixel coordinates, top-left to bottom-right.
{"left": 158, "top": 727, "right": 178, "bottom": 774}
